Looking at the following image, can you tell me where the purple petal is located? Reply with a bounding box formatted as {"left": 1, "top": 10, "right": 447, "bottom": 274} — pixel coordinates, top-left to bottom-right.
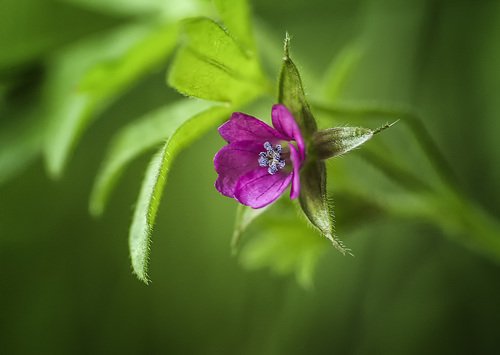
{"left": 289, "top": 143, "right": 301, "bottom": 199}
{"left": 234, "top": 169, "right": 292, "bottom": 209}
{"left": 218, "top": 112, "right": 284, "bottom": 144}
{"left": 214, "top": 141, "right": 263, "bottom": 198}
{"left": 271, "top": 104, "right": 305, "bottom": 160}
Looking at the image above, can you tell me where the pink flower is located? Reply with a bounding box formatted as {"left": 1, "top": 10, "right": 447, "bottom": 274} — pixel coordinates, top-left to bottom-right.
{"left": 214, "top": 104, "right": 305, "bottom": 208}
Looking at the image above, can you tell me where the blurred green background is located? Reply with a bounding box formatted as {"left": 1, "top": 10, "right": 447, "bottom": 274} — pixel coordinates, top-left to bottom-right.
{"left": 1, "top": 0, "right": 500, "bottom": 354}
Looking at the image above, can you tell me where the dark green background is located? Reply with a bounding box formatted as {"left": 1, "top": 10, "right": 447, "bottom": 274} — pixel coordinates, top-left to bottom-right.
{"left": 1, "top": 0, "right": 500, "bottom": 354}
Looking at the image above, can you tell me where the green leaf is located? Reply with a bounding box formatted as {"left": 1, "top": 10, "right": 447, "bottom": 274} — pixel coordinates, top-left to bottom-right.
{"left": 321, "top": 42, "right": 364, "bottom": 101}
{"left": 89, "top": 99, "right": 213, "bottom": 216}
{"left": 78, "top": 24, "right": 179, "bottom": 99}
{"left": 62, "top": 0, "right": 210, "bottom": 19}
{"left": 181, "top": 18, "right": 258, "bottom": 77}
{"left": 168, "top": 17, "right": 266, "bottom": 104}
{"left": 299, "top": 160, "right": 350, "bottom": 254}
{"left": 130, "top": 16, "right": 266, "bottom": 281}
{"left": 129, "top": 105, "right": 231, "bottom": 283}
{"left": 43, "top": 22, "right": 179, "bottom": 178}
{"left": 313, "top": 122, "right": 396, "bottom": 160}
{"left": 278, "top": 34, "right": 317, "bottom": 138}
{"left": 239, "top": 203, "right": 329, "bottom": 289}
{"left": 0, "top": 114, "right": 43, "bottom": 185}
{"left": 214, "top": 0, "right": 255, "bottom": 51}
{"left": 129, "top": 146, "right": 167, "bottom": 284}
{"left": 231, "top": 204, "right": 269, "bottom": 254}
{"left": 0, "top": 0, "right": 125, "bottom": 72}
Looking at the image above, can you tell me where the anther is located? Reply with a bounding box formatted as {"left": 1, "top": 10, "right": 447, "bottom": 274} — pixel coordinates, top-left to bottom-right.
{"left": 258, "top": 142, "right": 286, "bottom": 175}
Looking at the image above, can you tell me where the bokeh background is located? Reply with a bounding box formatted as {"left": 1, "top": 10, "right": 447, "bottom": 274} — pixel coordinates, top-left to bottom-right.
{"left": 1, "top": 0, "right": 500, "bottom": 354}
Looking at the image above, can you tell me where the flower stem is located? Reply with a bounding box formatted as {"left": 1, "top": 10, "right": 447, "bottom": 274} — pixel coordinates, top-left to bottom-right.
{"left": 315, "top": 101, "right": 500, "bottom": 261}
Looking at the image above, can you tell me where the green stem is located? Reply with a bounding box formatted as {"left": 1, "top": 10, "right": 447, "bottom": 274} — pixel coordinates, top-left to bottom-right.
{"left": 315, "top": 101, "right": 500, "bottom": 261}
{"left": 343, "top": 185, "right": 500, "bottom": 262}
{"left": 439, "top": 190, "right": 500, "bottom": 260}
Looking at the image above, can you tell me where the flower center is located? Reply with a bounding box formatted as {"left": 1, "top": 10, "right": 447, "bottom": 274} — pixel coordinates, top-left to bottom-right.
{"left": 258, "top": 141, "right": 286, "bottom": 175}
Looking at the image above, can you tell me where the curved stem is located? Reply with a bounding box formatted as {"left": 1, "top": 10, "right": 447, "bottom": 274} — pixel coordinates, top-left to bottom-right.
{"left": 314, "top": 100, "right": 500, "bottom": 261}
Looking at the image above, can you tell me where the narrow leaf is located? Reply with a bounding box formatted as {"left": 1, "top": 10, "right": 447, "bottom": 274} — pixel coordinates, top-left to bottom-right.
{"left": 278, "top": 34, "right": 317, "bottom": 137}
{"left": 90, "top": 99, "right": 213, "bottom": 216}
{"left": 78, "top": 24, "right": 179, "bottom": 98}
{"left": 129, "top": 146, "right": 166, "bottom": 284}
{"left": 299, "top": 160, "right": 350, "bottom": 254}
{"left": 129, "top": 105, "right": 231, "bottom": 282}
{"left": 43, "top": 22, "right": 178, "bottom": 178}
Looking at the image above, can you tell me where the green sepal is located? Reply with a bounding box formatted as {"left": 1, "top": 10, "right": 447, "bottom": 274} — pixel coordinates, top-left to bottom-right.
{"left": 299, "top": 160, "right": 350, "bottom": 254}
{"left": 278, "top": 33, "right": 317, "bottom": 139}
{"left": 313, "top": 127, "right": 372, "bottom": 160}
{"left": 313, "top": 122, "right": 397, "bottom": 160}
{"left": 278, "top": 34, "right": 348, "bottom": 254}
